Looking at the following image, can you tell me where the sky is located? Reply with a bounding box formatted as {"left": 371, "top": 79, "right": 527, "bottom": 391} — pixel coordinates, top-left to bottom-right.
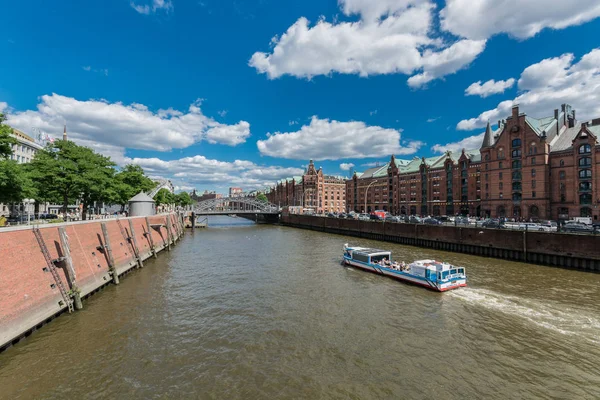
{"left": 1, "top": 0, "right": 600, "bottom": 193}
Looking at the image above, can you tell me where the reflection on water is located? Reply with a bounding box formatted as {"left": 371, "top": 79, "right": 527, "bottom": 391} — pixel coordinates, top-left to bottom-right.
{"left": 1, "top": 216, "right": 599, "bottom": 399}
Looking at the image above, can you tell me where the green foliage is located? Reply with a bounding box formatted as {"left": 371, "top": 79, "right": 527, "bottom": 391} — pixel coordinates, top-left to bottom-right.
{"left": 0, "top": 160, "right": 36, "bottom": 204}
{"left": 0, "top": 113, "right": 17, "bottom": 159}
{"left": 113, "top": 164, "right": 155, "bottom": 209}
{"left": 256, "top": 193, "right": 268, "bottom": 203}
{"left": 28, "top": 140, "right": 116, "bottom": 220}
{"left": 175, "top": 191, "right": 194, "bottom": 206}
{"left": 154, "top": 188, "right": 175, "bottom": 205}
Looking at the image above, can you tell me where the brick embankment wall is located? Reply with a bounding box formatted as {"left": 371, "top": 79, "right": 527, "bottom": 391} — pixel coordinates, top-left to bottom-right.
{"left": 0, "top": 213, "right": 184, "bottom": 351}
{"left": 281, "top": 215, "right": 600, "bottom": 272}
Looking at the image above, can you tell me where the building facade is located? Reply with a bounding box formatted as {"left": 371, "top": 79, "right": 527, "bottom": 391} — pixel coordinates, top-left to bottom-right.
{"left": 229, "top": 187, "right": 243, "bottom": 197}
{"left": 1, "top": 128, "right": 46, "bottom": 217}
{"left": 346, "top": 104, "right": 600, "bottom": 222}
{"left": 266, "top": 160, "right": 346, "bottom": 213}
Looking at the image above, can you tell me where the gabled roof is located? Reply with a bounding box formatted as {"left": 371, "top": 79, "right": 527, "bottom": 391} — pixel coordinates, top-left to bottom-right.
{"left": 358, "top": 163, "right": 389, "bottom": 179}
{"left": 550, "top": 124, "right": 580, "bottom": 152}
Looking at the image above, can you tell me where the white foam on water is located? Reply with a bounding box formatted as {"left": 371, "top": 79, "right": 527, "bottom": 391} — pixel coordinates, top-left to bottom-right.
{"left": 448, "top": 288, "right": 600, "bottom": 344}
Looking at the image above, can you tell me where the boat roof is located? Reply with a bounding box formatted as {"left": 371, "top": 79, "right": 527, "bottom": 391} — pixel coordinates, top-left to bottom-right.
{"left": 349, "top": 247, "right": 391, "bottom": 255}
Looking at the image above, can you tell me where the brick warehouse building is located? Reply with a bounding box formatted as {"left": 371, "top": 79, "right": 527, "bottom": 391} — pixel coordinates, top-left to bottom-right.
{"left": 346, "top": 104, "right": 600, "bottom": 222}
{"left": 266, "top": 160, "right": 346, "bottom": 213}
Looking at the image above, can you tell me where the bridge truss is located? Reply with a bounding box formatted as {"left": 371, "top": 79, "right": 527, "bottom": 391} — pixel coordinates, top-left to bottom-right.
{"left": 194, "top": 197, "right": 280, "bottom": 215}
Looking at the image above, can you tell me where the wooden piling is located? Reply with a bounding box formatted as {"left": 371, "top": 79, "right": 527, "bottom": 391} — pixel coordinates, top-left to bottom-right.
{"left": 128, "top": 219, "right": 144, "bottom": 269}
{"left": 166, "top": 216, "right": 173, "bottom": 251}
{"left": 58, "top": 227, "right": 83, "bottom": 310}
{"left": 145, "top": 217, "right": 157, "bottom": 258}
{"left": 101, "top": 223, "right": 119, "bottom": 285}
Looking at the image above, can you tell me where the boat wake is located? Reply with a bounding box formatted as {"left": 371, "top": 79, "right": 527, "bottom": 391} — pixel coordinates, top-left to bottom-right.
{"left": 448, "top": 288, "right": 600, "bottom": 344}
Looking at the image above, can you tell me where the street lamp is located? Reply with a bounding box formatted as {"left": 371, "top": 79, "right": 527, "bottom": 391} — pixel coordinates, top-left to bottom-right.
{"left": 23, "top": 199, "right": 34, "bottom": 225}
{"left": 364, "top": 180, "right": 378, "bottom": 213}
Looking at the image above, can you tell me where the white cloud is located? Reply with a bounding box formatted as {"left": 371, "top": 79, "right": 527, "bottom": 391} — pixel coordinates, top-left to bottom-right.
{"left": 288, "top": 120, "right": 298, "bottom": 126}
{"left": 82, "top": 66, "right": 91, "bottom": 71}
{"left": 131, "top": 155, "right": 304, "bottom": 190}
{"left": 131, "top": 0, "right": 173, "bottom": 15}
{"left": 456, "top": 48, "right": 600, "bottom": 131}
{"left": 426, "top": 117, "right": 440, "bottom": 123}
{"left": 369, "top": 110, "right": 378, "bottom": 116}
{"left": 440, "top": 0, "right": 600, "bottom": 40}
{"left": 249, "top": 1, "right": 486, "bottom": 88}
{"left": 0, "top": 102, "right": 7, "bottom": 113}
{"left": 5, "top": 93, "right": 251, "bottom": 159}
{"left": 82, "top": 66, "right": 108, "bottom": 76}
{"left": 361, "top": 161, "right": 386, "bottom": 167}
{"left": 340, "top": 163, "right": 355, "bottom": 171}
{"left": 465, "top": 78, "right": 515, "bottom": 98}
{"left": 218, "top": 110, "right": 227, "bottom": 117}
{"left": 431, "top": 132, "right": 485, "bottom": 153}
{"left": 257, "top": 116, "right": 423, "bottom": 160}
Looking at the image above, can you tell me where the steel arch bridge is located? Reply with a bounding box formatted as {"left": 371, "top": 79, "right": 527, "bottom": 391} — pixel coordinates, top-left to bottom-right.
{"left": 193, "top": 197, "right": 280, "bottom": 216}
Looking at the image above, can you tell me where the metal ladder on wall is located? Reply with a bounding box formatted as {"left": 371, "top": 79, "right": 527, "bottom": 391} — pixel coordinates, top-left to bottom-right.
{"left": 33, "top": 228, "right": 74, "bottom": 313}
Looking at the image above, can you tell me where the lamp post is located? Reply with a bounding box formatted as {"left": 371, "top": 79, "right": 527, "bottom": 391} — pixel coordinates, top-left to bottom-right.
{"left": 364, "top": 180, "right": 378, "bottom": 213}
{"left": 24, "top": 199, "right": 34, "bottom": 225}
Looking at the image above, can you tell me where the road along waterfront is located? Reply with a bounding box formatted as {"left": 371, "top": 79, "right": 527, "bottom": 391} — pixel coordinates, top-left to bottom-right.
{"left": 1, "top": 216, "right": 599, "bottom": 399}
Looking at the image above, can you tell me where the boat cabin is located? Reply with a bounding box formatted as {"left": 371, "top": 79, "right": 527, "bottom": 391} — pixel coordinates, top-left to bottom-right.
{"left": 344, "top": 247, "right": 392, "bottom": 264}
{"left": 409, "top": 260, "right": 466, "bottom": 283}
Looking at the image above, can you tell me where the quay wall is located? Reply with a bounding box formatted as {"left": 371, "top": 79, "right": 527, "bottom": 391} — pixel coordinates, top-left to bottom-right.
{"left": 0, "top": 213, "right": 184, "bottom": 351}
{"left": 281, "top": 215, "right": 600, "bottom": 272}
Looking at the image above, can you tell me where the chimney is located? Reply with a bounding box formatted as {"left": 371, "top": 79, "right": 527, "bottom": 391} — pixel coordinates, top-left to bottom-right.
{"left": 63, "top": 125, "right": 68, "bottom": 141}
{"left": 512, "top": 105, "right": 519, "bottom": 119}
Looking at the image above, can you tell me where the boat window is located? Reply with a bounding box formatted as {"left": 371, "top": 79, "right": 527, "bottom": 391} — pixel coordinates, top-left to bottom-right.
{"left": 458, "top": 268, "right": 464, "bottom": 274}
{"left": 371, "top": 254, "right": 391, "bottom": 264}
{"left": 441, "top": 271, "right": 449, "bottom": 279}
{"left": 450, "top": 269, "right": 457, "bottom": 275}
{"left": 353, "top": 253, "right": 369, "bottom": 263}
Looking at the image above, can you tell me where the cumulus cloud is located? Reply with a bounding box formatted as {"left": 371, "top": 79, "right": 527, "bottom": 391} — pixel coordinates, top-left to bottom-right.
{"left": 249, "top": 0, "right": 486, "bottom": 88}
{"left": 465, "top": 78, "right": 515, "bottom": 98}
{"left": 340, "top": 163, "right": 355, "bottom": 171}
{"left": 257, "top": 116, "right": 423, "bottom": 160}
{"left": 0, "top": 102, "right": 7, "bottom": 113}
{"left": 456, "top": 48, "right": 600, "bottom": 131}
{"left": 130, "top": 0, "right": 173, "bottom": 15}
{"left": 5, "top": 94, "right": 251, "bottom": 159}
{"left": 431, "top": 132, "right": 485, "bottom": 153}
{"left": 440, "top": 0, "right": 600, "bottom": 40}
{"left": 131, "top": 155, "right": 304, "bottom": 190}
{"left": 426, "top": 117, "right": 440, "bottom": 123}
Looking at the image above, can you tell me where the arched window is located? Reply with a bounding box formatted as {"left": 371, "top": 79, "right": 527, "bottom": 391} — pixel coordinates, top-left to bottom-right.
{"left": 529, "top": 143, "right": 537, "bottom": 155}
{"left": 484, "top": 154, "right": 490, "bottom": 161}
{"left": 498, "top": 148, "right": 505, "bottom": 159}
{"left": 579, "top": 144, "right": 591, "bottom": 154}
{"left": 512, "top": 149, "right": 522, "bottom": 158}
{"left": 559, "top": 159, "right": 564, "bottom": 166}
{"left": 512, "top": 160, "right": 521, "bottom": 169}
{"left": 579, "top": 169, "right": 592, "bottom": 179}
{"left": 579, "top": 182, "right": 592, "bottom": 191}
{"left": 581, "top": 207, "right": 592, "bottom": 217}
{"left": 531, "top": 169, "right": 536, "bottom": 177}
{"left": 530, "top": 205, "right": 539, "bottom": 218}
{"left": 580, "top": 194, "right": 592, "bottom": 205}
{"left": 579, "top": 157, "right": 592, "bottom": 167}
{"left": 512, "top": 138, "right": 521, "bottom": 148}
{"left": 559, "top": 170, "right": 566, "bottom": 179}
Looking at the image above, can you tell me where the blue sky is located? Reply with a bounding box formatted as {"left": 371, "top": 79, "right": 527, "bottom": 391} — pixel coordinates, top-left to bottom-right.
{"left": 1, "top": 0, "right": 600, "bottom": 193}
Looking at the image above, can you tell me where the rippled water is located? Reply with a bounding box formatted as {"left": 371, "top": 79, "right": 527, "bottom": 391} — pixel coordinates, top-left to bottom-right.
{"left": 1, "top": 216, "right": 599, "bottom": 399}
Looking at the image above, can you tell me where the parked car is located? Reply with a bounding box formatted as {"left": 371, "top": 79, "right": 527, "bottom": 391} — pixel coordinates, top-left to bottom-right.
{"left": 435, "top": 216, "right": 450, "bottom": 222}
{"left": 337, "top": 213, "right": 347, "bottom": 219}
{"left": 370, "top": 213, "right": 383, "bottom": 221}
{"left": 482, "top": 219, "right": 504, "bottom": 229}
{"left": 455, "top": 217, "right": 470, "bottom": 225}
{"left": 408, "top": 215, "right": 422, "bottom": 224}
{"left": 538, "top": 220, "right": 558, "bottom": 232}
{"left": 384, "top": 215, "right": 402, "bottom": 223}
{"left": 358, "top": 213, "right": 371, "bottom": 221}
{"left": 326, "top": 213, "right": 336, "bottom": 218}
{"left": 423, "top": 217, "right": 441, "bottom": 225}
{"left": 562, "top": 222, "right": 593, "bottom": 233}
{"left": 518, "top": 222, "right": 540, "bottom": 231}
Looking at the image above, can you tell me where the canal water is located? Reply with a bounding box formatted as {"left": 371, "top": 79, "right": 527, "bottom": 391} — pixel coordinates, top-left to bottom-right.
{"left": 1, "top": 217, "right": 599, "bottom": 399}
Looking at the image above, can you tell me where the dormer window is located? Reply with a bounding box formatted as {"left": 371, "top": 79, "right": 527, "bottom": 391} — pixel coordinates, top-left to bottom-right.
{"left": 579, "top": 144, "right": 591, "bottom": 154}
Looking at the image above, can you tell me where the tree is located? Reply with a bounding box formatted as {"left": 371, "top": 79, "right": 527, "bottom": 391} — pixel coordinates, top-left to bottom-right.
{"left": 0, "top": 160, "right": 36, "bottom": 204}
{"left": 113, "top": 164, "right": 155, "bottom": 211}
{"left": 175, "top": 191, "right": 194, "bottom": 207}
{"left": 28, "top": 140, "right": 116, "bottom": 220}
{"left": 0, "top": 113, "right": 17, "bottom": 159}
{"left": 256, "top": 193, "right": 268, "bottom": 203}
{"left": 154, "top": 188, "right": 175, "bottom": 206}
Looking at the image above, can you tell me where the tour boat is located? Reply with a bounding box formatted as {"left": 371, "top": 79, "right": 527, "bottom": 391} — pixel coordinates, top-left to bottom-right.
{"left": 342, "top": 244, "right": 467, "bottom": 292}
